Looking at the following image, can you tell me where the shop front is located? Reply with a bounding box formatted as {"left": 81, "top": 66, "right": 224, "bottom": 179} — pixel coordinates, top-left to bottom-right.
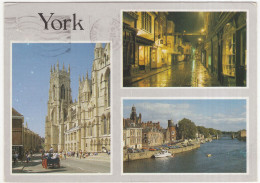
{"left": 123, "top": 23, "right": 137, "bottom": 77}
{"left": 136, "top": 36, "right": 153, "bottom": 72}
{"left": 222, "top": 21, "right": 236, "bottom": 86}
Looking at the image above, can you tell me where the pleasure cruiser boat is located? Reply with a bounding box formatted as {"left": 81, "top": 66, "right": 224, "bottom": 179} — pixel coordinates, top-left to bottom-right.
{"left": 154, "top": 150, "right": 172, "bottom": 158}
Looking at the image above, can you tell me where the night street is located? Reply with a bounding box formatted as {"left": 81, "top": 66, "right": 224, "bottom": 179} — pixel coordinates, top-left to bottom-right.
{"left": 130, "top": 60, "right": 220, "bottom": 87}
{"left": 12, "top": 153, "right": 110, "bottom": 173}
{"left": 123, "top": 12, "right": 246, "bottom": 87}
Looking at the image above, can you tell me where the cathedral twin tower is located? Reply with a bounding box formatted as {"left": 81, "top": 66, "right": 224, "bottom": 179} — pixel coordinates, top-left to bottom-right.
{"left": 45, "top": 43, "right": 111, "bottom": 153}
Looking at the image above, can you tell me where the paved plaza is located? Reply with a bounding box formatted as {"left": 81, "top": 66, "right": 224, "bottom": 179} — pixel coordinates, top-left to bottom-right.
{"left": 12, "top": 153, "right": 110, "bottom": 173}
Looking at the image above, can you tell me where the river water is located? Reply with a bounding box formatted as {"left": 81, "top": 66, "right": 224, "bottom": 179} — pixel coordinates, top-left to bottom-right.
{"left": 124, "top": 136, "right": 246, "bottom": 173}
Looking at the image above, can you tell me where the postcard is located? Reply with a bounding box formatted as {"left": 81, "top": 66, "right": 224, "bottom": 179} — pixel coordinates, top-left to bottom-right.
{"left": 3, "top": 1, "right": 258, "bottom": 183}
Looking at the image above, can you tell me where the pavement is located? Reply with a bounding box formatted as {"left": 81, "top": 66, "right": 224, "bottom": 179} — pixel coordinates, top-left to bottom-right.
{"left": 12, "top": 153, "right": 110, "bottom": 173}
{"left": 124, "top": 60, "right": 221, "bottom": 87}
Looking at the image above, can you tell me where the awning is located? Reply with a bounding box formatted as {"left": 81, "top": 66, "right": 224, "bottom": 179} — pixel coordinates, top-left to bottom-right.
{"left": 136, "top": 36, "right": 154, "bottom": 46}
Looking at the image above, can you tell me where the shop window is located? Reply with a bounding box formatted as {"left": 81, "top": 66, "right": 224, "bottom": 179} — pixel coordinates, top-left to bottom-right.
{"left": 139, "top": 46, "right": 145, "bottom": 66}
{"left": 240, "top": 28, "right": 247, "bottom": 67}
{"left": 222, "top": 22, "right": 236, "bottom": 77}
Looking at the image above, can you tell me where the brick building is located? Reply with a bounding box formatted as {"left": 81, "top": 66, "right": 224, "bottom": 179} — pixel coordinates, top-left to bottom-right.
{"left": 12, "top": 108, "right": 42, "bottom": 159}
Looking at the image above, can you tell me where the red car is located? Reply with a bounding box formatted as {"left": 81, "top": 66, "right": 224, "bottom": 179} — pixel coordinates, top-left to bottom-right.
{"left": 149, "top": 148, "right": 156, "bottom": 151}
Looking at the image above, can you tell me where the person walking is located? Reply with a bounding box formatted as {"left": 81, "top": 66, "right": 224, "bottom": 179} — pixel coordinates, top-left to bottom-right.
{"left": 26, "top": 153, "right": 29, "bottom": 163}
{"left": 63, "top": 151, "right": 66, "bottom": 160}
{"left": 80, "top": 150, "right": 82, "bottom": 159}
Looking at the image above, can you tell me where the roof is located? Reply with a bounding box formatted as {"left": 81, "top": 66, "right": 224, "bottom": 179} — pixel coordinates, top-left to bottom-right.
{"left": 12, "top": 108, "right": 23, "bottom": 117}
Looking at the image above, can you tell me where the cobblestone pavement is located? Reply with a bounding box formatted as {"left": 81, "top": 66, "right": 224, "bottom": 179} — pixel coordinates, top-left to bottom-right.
{"left": 130, "top": 60, "right": 221, "bottom": 87}
{"left": 12, "top": 153, "right": 110, "bottom": 173}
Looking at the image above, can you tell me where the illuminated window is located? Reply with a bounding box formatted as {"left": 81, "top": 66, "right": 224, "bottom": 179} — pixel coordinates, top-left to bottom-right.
{"left": 141, "top": 12, "right": 152, "bottom": 33}
{"left": 222, "top": 22, "right": 236, "bottom": 77}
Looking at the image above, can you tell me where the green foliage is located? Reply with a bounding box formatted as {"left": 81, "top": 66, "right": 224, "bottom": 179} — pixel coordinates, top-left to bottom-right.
{"left": 216, "top": 130, "right": 222, "bottom": 135}
{"left": 178, "top": 118, "right": 197, "bottom": 139}
{"left": 197, "top": 126, "right": 210, "bottom": 138}
{"left": 208, "top": 128, "right": 217, "bottom": 136}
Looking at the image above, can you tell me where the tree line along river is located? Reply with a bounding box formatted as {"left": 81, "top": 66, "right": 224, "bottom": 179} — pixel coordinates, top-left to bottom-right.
{"left": 123, "top": 136, "right": 246, "bottom": 173}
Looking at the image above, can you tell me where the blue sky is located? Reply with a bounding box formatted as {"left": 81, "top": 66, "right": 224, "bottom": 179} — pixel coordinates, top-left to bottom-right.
{"left": 123, "top": 99, "right": 247, "bottom": 132}
{"left": 12, "top": 43, "right": 104, "bottom": 137}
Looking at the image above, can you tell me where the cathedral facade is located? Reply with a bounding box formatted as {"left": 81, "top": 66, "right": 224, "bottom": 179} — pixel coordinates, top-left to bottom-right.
{"left": 45, "top": 43, "right": 111, "bottom": 153}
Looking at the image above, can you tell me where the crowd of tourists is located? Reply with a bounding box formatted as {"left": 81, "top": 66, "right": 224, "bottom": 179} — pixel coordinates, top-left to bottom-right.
{"left": 12, "top": 150, "right": 34, "bottom": 165}
{"left": 41, "top": 147, "right": 110, "bottom": 161}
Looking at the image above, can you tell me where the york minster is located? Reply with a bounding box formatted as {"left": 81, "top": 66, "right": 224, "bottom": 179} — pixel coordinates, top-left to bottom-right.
{"left": 45, "top": 43, "right": 111, "bottom": 153}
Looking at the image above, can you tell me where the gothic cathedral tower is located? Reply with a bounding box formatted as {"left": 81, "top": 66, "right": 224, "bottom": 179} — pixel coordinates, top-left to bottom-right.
{"left": 45, "top": 61, "right": 72, "bottom": 152}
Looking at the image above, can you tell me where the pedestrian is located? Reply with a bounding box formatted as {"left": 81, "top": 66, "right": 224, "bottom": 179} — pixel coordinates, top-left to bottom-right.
{"left": 28, "top": 153, "right": 31, "bottom": 162}
{"left": 26, "top": 153, "right": 29, "bottom": 163}
{"left": 49, "top": 146, "right": 54, "bottom": 153}
{"left": 76, "top": 151, "right": 79, "bottom": 158}
{"left": 13, "top": 152, "right": 17, "bottom": 165}
{"left": 15, "top": 152, "right": 19, "bottom": 163}
{"left": 80, "top": 150, "right": 82, "bottom": 159}
{"left": 63, "top": 151, "right": 66, "bottom": 160}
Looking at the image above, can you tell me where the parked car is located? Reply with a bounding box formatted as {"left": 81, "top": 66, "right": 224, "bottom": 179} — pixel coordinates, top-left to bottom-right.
{"left": 135, "top": 149, "right": 142, "bottom": 153}
{"left": 127, "top": 148, "right": 134, "bottom": 153}
{"left": 149, "top": 148, "right": 156, "bottom": 151}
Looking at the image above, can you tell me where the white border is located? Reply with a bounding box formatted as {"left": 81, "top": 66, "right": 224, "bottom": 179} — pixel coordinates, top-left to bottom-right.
{"left": 10, "top": 41, "right": 113, "bottom": 175}
{"left": 121, "top": 97, "right": 249, "bottom": 176}
{"left": 121, "top": 9, "right": 249, "bottom": 89}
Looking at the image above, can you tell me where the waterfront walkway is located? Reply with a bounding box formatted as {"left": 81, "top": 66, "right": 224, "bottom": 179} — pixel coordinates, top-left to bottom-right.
{"left": 124, "top": 143, "right": 200, "bottom": 161}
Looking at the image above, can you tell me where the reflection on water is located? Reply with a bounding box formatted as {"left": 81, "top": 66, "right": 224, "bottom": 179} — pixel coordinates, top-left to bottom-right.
{"left": 132, "top": 60, "right": 220, "bottom": 87}
{"left": 124, "top": 137, "right": 246, "bottom": 173}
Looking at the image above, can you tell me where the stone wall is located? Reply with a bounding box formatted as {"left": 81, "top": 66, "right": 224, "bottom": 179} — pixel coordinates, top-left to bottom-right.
{"left": 123, "top": 143, "right": 200, "bottom": 161}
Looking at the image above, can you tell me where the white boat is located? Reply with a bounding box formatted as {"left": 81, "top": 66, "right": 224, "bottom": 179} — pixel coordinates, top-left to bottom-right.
{"left": 154, "top": 150, "right": 172, "bottom": 158}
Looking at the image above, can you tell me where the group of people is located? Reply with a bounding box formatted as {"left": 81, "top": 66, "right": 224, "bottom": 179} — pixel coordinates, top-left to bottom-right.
{"left": 12, "top": 150, "right": 34, "bottom": 165}
{"left": 62, "top": 150, "right": 91, "bottom": 159}
{"left": 41, "top": 147, "right": 60, "bottom": 160}
{"left": 40, "top": 147, "right": 111, "bottom": 161}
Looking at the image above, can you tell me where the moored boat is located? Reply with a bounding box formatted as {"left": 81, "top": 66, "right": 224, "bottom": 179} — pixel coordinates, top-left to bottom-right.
{"left": 154, "top": 150, "right": 171, "bottom": 158}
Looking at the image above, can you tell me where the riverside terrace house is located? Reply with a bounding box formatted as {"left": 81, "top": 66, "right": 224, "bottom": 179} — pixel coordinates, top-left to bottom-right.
{"left": 196, "top": 12, "right": 247, "bottom": 86}
{"left": 123, "top": 12, "right": 191, "bottom": 78}
{"left": 123, "top": 119, "right": 164, "bottom": 148}
{"left": 12, "top": 108, "right": 42, "bottom": 158}
{"left": 123, "top": 125, "right": 143, "bottom": 149}
{"left": 164, "top": 120, "right": 178, "bottom": 143}
{"left": 142, "top": 127, "right": 164, "bottom": 148}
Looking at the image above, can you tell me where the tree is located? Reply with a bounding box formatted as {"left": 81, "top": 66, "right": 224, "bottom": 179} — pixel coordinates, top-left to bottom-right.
{"left": 197, "top": 126, "right": 210, "bottom": 138}
{"left": 216, "top": 130, "right": 222, "bottom": 136}
{"left": 208, "top": 128, "right": 218, "bottom": 136}
{"left": 178, "top": 118, "right": 197, "bottom": 139}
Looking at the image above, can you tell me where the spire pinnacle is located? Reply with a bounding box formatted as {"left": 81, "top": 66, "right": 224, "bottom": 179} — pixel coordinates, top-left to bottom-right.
{"left": 57, "top": 60, "right": 59, "bottom": 70}
{"left": 68, "top": 64, "right": 70, "bottom": 73}
{"left": 53, "top": 65, "right": 56, "bottom": 71}
{"left": 50, "top": 65, "right": 52, "bottom": 73}
{"left": 82, "top": 75, "right": 84, "bottom": 81}
{"left": 62, "top": 63, "right": 65, "bottom": 71}
{"left": 86, "top": 71, "right": 88, "bottom": 79}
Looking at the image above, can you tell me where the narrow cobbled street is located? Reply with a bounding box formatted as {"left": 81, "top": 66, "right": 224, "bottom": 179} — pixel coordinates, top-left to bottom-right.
{"left": 130, "top": 60, "right": 220, "bottom": 87}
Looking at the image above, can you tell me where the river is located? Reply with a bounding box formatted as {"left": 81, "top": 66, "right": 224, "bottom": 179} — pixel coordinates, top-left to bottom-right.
{"left": 123, "top": 136, "right": 246, "bottom": 173}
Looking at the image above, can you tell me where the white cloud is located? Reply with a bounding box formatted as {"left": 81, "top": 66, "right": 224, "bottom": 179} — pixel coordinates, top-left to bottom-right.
{"left": 123, "top": 102, "right": 246, "bottom": 131}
